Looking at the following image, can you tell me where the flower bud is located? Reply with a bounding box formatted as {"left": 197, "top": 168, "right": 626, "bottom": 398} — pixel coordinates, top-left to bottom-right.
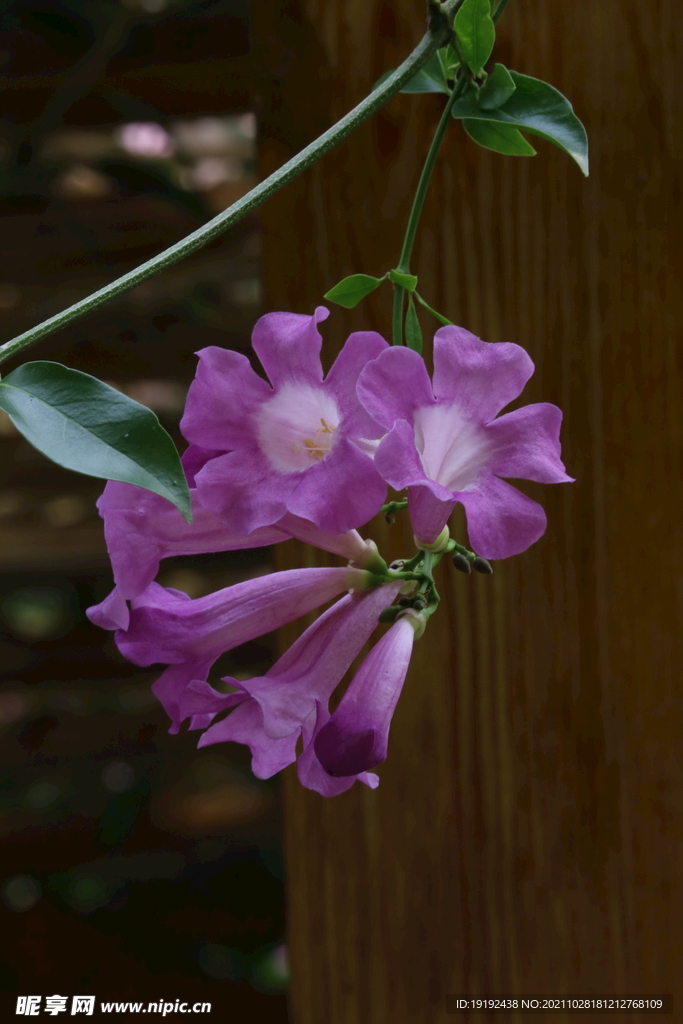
{"left": 452, "top": 552, "right": 471, "bottom": 573}
{"left": 472, "top": 556, "right": 493, "bottom": 574}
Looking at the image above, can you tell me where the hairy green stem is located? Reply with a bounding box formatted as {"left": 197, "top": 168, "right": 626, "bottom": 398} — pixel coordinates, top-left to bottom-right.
{"left": 0, "top": 2, "right": 460, "bottom": 368}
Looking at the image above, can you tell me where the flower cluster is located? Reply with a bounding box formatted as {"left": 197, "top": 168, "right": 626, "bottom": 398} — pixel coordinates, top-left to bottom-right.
{"left": 88, "top": 307, "right": 571, "bottom": 795}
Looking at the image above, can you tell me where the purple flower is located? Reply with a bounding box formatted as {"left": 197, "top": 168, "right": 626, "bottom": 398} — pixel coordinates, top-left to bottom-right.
{"left": 217, "top": 582, "right": 403, "bottom": 739}
{"left": 180, "top": 307, "right": 389, "bottom": 534}
{"left": 357, "top": 325, "right": 573, "bottom": 558}
{"left": 87, "top": 445, "right": 388, "bottom": 631}
{"left": 87, "top": 480, "right": 288, "bottom": 630}
{"left": 172, "top": 581, "right": 402, "bottom": 793}
{"left": 114, "top": 566, "right": 379, "bottom": 731}
{"left": 313, "top": 610, "right": 422, "bottom": 777}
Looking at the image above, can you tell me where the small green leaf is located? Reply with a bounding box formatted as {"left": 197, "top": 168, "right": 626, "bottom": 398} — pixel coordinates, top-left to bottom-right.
{"left": 454, "top": 0, "right": 495, "bottom": 77}
{"left": 478, "top": 63, "right": 516, "bottom": 109}
{"left": 373, "top": 52, "right": 449, "bottom": 95}
{"left": 405, "top": 295, "right": 423, "bottom": 354}
{"left": 439, "top": 43, "right": 460, "bottom": 79}
{"left": 452, "top": 70, "right": 589, "bottom": 175}
{"left": 0, "top": 361, "right": 191, "bottom": 519}
{"left": 463, "top": 118, "right": 536, "bottom": 156}
{"left": 388, "top": 269, "right": 418, "bottom": 291}
{"left": 414, "top": 292, "right": 454, "bottom": 326}
{"left": 323, "top": 274, "right": 384, "bottom": 308}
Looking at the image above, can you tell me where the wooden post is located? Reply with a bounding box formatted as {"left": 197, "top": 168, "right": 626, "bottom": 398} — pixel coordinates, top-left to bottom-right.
{"left": 253, "top": 2, "right": 682, "bottom": 1021}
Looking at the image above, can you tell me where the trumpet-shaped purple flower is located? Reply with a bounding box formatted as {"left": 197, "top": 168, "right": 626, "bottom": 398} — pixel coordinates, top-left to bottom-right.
{"left": 180, "top": 307, "right": 389, "bottom": 534}
{"left": 215, "top": 582, "right": 403, "bottom": 738}
{"left": 172, "top": 581, "right": 402, "bottom": 793}
{"left": 357, "top": 325, "right": 573, "bottom": 558}
{"left": 114, "top": 565, "right": 378, "bottom": 731}
{"left": 313, "top": 610, "right": 422, "bottom": 777}
{"left": 87, "top": 473, "right": 385, "bottom": 631}
{"left": 88, "top": 480, "right": 288, "bottom": 630}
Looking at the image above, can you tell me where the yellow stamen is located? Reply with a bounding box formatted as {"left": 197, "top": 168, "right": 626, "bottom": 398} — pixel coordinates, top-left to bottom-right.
{"left": 303, "top": 438, "right": 331, "bottom": 460}
{"left": 291, "top": 419, "right": 337, "bottom": 461}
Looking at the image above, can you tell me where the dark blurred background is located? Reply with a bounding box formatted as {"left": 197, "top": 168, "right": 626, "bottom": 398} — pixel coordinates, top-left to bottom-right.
{"left": 0, "top": 1, "right": 289, "bottom": 1018}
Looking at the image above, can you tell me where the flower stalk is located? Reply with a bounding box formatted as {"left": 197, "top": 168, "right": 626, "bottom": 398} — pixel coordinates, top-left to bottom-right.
{"left": 392, "top": 72, "right": 469, "bottom": 345}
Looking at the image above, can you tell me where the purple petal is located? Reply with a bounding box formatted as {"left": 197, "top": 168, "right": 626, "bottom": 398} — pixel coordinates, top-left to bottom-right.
{"left": 407, "top": 483, "right": 456, "bottom": 546}
{"left": 199, "top": 699, "right": 299, "bottom": 779}
{"left": 92, "top": 481, "right": 289, "bottom": 610}
{"left": 151, "top": 659, "right": 214, "bottom": 733}
{"left": 313, "top": 614, "right": 416, "bottom": 776}
{"left": 117, "top": 567, "right": 371, "bottom": 667}
{"left": 178, "top": 678, "right": 246, "bottom": 719}
{"left": 373, "top": 419, "right": 429, "bottom": 490}
{"left": 181, "top": 444, "right": 224, "bottom": 486}
{"left": 432, "top": 325, "right": 534, "bottom": 422}
{"left": 324, "top": 330, "right": 389, "bottom": 438}
{"left": 98, "top": 507, "right": 170, "bottom": 601}
{"left": 285, "top": 437, "right": 387, "bottom": 533}
{"left": 241, "top": 582, "right": 402, "bottom": 738}
{"left": 96, "top": 479, "right": 145, "bottom": 512}
{"left": 195, "top": 449, "right": 294, "bottom": 534}
{"left": 251, "top": 307, "right": 329, "bottom": 388}
{"left": 279, "top": 514, "right": 380, "bottom": 566}
{"left": 188, "top": 713, "right": 215, "bottom": 732}
{"left": 297, "top": 703, "right": 380, "bottom": 796}
{"left": 87, "top": 586, "right": 129, "bottom": 631}
{"left": 180, "top": 347, "right": 272, "bottom": 450}
{"left": 457, "top": 473, "right": 548, "bottom": 558}
{"left": 484, "top": 403, "right": 574, "bottom": 483}
{"left": 357, "top": 346, "right": 435, "bottom": 429}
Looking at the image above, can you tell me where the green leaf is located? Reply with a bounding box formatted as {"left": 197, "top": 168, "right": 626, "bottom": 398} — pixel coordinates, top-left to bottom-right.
{"left": 0, "top": 361, "right": 191, "bottom": 520}
{"left": 452, "top": 70, "right": 589, "bottom": 175}
{"left": 323, "top": 274, "right": 384, "bottom": 308}
{"left": 414, "top": 292, "right": 454, "bottom": 326}
{"left": 404, "top": 295, "right": 423, "bottom": 354}
{"left": 454, "top": 0, "right": 495, "bottom": 77}
{"left": 373, "top": 52, "right": 449, "bottom": 95}
{"left": 478, "top": 62, "right": 516, "bottom": 109}
{"left": 388, "top": 269, "right": 418, "bottom": 291}
{"left": 463, "top": 118, "right": 536, "bottom": 156}
{"left": 439, "top": 43, "right": 460, "bottom": 79}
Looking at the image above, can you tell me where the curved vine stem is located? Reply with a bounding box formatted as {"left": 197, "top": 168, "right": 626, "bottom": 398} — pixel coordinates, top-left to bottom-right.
{"left": 0, "top": 2, "right": 461, "bottom": 369}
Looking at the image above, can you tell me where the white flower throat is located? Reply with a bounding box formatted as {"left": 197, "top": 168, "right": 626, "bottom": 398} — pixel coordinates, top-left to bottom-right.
{"left": 414, "top": 403, "right": 489, "bottom": 491}
{"left": 258, "top": 384, "right": 341, "bottom": 473}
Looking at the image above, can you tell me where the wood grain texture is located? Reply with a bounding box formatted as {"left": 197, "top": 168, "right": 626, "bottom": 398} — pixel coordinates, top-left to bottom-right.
{"left": 253, "top": 2, "right": 682, "bottom": 1022}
